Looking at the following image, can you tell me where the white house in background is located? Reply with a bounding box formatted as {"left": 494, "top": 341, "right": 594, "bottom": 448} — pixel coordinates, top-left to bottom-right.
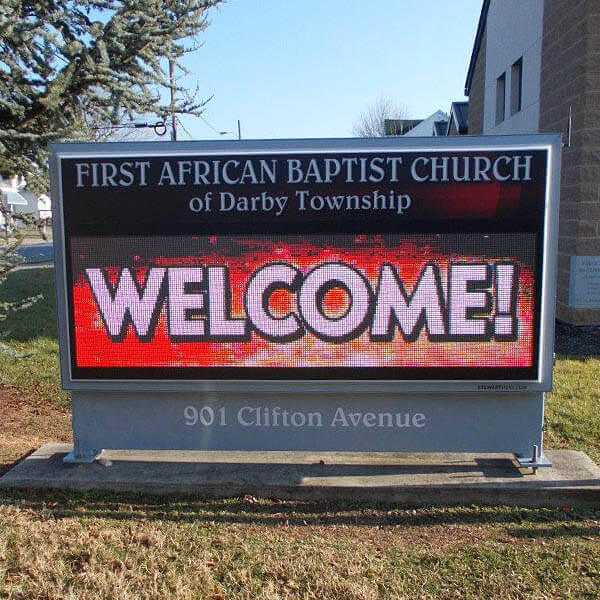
{"left": 384, "top": 110, "right": 449, "bottom": 137}
{"left": 402, "top": 110, "right": 448, "bottom": 137}
{"left": 385, "top": 107, "right": 471, "bottom": 138}
{"left": 0, "top": 175, "right": 51, "bottom": 224}
{"left": 37, "top": 194, "right": 51, "bottom": 219}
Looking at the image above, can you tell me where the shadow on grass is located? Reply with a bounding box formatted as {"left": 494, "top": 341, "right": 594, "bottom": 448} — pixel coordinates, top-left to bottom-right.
{"left": 554, "top": 321, "right": 600, "bottom": 361}
{"left": 0, "top": 267, "right": 57, "bottom": 342}
{"left": 506, "top": 524, "right": 600, "bottom": 539}
{"left": 0, "top": 488, "right": 599, "bottom": 529}
{"left": 0, "top": 448, "right": 37, "bottom": 477}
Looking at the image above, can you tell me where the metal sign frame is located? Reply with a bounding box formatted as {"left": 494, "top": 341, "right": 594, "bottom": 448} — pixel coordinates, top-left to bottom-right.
{"left": 50, "top": 135, "right": 560, "bottom": 394}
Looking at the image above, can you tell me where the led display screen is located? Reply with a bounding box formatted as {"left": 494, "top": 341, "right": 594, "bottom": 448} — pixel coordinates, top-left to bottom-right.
{"left": 53, "top": 143, "right": 553, "bottom": 386}
{"left": 69, "top": 232, "right": 536, "bottom": 379}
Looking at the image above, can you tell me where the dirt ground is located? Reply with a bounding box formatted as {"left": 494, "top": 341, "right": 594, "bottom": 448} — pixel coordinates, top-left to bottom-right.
{"left": 0, "top": 386, "right": 70, "bottom": 476}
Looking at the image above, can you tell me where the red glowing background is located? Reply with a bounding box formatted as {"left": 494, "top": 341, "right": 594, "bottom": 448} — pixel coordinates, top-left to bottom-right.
{"left": 70, "top": 234, "right": 536, "bottom": 369}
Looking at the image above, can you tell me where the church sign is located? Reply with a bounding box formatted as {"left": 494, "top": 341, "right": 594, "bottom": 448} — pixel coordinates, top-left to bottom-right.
{"left": 49, "top": 136, "right": 560, "bottom": 463}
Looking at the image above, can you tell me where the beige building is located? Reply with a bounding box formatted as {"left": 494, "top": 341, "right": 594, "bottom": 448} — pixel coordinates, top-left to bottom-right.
{"left": 465, "top": 0, "right": 600, "bottom": 325}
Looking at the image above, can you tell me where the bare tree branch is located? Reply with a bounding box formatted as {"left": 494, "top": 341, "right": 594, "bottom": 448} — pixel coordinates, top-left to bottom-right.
{"left": 352, "top": 96, "right": 409, "bottom": 137}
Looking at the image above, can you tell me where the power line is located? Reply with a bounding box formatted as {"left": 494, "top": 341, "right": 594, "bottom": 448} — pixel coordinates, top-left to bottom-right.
{"left": 89, "top": 121, "right": 167, "bottom": 136}
{"left": 175, "top": 116, "right": 194, "bottom": 140}
{"left": 198, "top": 114, "right": 229, "bottom": 136}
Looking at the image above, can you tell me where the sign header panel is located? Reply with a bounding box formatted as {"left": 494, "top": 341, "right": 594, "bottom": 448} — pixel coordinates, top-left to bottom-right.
{"left": 50, "top": 137, "right": 559, "bottom": 391}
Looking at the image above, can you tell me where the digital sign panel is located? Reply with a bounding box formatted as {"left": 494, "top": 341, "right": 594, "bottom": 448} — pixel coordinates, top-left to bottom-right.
{"left": 50, "top": 138, "right": 559, "bottom": 390}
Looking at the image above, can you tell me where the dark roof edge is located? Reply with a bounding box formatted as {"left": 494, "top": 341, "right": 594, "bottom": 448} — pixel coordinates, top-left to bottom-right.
{"left": 444, "top": 102, "right": 469, "bottom": 135}
{"left": 464, "top": 0, "right": 490, "bottom": 96}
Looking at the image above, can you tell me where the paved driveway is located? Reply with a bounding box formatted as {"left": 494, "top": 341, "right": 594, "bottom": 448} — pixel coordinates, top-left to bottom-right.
{"left": 16, "top": 243, "right": 54, "bottom": 264}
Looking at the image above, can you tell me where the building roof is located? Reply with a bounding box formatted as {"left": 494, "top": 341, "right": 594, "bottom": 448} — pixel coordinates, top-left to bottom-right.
{"left": 2, "top": 190, "right": 28, "bottom": 206}
{"left": 403, "top": 110, "right": 448, "bottom": 137}
{"left": 464, "top": 0, "right": 490, "bottom": 96}
{"left": 384, "top": 119, "right": 423, "bottom": 136}
{"left": 433, "top": 120, "right": 448, "bottom": 136}
{"left": 446, "top": 101, "right": 469, "bottom": 134}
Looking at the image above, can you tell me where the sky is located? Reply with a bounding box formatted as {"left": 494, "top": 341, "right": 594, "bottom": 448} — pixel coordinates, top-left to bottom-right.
{"left": 174, "top": 0, "right": 482, "bottom": 141}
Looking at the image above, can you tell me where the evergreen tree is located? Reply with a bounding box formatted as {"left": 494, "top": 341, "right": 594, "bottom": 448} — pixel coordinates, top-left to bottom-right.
{"left": 0, "top": 0, "right": 221, "bottom": 191}
{"left": 0, "top": 206, "right": 47, "bottom": 358}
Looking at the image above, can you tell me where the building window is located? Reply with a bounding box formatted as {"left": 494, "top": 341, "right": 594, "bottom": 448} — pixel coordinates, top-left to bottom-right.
{"left": 511, "top": 58, "right": 523, "bottom": 115}
{"left": 496, "top": 73, "right": 506, "bottom": 125}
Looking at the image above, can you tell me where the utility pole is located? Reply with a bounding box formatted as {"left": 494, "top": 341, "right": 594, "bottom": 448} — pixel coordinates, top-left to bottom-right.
{"left": 237, "top": 119, "right": 242, "bottom": 140}
{"left": 169, "top": 57, "right": 177, "bottom": 141}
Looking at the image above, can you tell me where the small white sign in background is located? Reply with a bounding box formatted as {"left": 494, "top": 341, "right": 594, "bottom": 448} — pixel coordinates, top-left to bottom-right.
{"left": 569, "top": 255, "right": 600, "bottom": 308}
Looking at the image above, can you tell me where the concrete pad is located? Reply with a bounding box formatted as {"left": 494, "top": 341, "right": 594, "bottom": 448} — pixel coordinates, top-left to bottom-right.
{"left": 1, "top": 444, "right": 599, "bottom": 507}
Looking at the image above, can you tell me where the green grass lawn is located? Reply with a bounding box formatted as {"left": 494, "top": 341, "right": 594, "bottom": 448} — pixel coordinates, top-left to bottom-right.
{"left": 0, "top": 491, "right": 599, "bottom": 599}
{"left": 0, "top": 266, "right": 598, "bottom": 599}
{"left": 0, "top": 266, "right": 69, "bottom": 408}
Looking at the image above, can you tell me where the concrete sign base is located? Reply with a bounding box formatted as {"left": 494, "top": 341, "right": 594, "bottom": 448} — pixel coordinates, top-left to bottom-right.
{"left": 65, "top": 391, "right": 550, "bottom": 469}
{"left": 1, "top": 444, "right": 598, "bottom": 508}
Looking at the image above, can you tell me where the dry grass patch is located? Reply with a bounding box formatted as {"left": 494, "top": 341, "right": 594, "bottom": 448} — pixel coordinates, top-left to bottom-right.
{"left": 0, "top": 493, "right": 599, "bottom": 599}
{"left": 0, "top": 386, "right": 71, "bottom": 475}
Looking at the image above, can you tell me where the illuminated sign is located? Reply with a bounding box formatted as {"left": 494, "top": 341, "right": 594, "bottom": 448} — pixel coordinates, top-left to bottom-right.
{"left": 51, "top": 138, "right": 559, "bottom": 391}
